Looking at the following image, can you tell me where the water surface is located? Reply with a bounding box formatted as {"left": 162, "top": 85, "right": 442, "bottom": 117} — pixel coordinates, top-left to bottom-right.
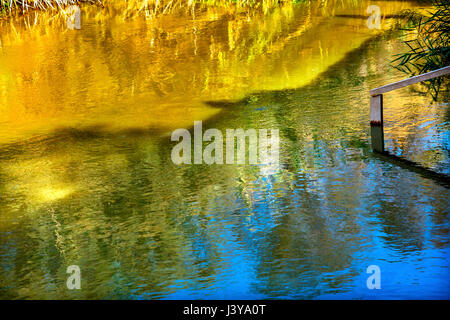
{"left": 0, "top": 0, "right": 449, "bottom": 299}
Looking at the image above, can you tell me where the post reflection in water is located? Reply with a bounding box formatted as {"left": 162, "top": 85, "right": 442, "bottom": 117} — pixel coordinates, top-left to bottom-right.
{"left": 0, "top": 0, "right": 449, "bottom": 299}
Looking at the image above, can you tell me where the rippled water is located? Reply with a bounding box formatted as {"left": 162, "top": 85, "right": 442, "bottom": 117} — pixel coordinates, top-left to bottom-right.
{"left": 0, "top": 1, "right": 449, "bottom": 299}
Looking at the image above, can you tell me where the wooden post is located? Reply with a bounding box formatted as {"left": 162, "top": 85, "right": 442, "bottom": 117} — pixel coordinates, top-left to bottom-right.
{"left": 370, "top": 94, "right": 384, "bottom": 152}
{"left": 370, "top": 94, "right": 383, "bottom": 126}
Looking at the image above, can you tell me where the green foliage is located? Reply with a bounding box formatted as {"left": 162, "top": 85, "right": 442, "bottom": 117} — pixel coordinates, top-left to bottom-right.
{"left": 393, "top": 0, "right": 449, "bottom": 99}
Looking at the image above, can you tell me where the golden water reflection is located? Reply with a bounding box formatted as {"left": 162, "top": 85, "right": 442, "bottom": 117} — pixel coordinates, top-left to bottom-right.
{"left": 0, "top": 0, "right": 421, "bottom": 144}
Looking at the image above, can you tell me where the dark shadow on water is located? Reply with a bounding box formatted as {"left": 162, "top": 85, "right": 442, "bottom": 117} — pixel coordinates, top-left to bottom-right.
{"left": 0, "top": 125, "right": 170, "bottom": 160}
{"left": 334, "top": 14, "right": 407, "bottom": 19}
{"left": 373, "top": 151, "right": 450, "bottom": 189}
{"left": 203, "top": 98, "right": 247, "bottom": 109}
{"left": 202, "top": 31, "right": 392, "bottom": 110}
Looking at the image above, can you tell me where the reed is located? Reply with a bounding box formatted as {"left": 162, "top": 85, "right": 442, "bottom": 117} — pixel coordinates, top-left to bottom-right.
{"left": 1, "top": 0, "right": 84, "bottom": 13}
{"left": 0, "top": 0, "right": 293, "bottom": 17}
{"left": 393, "top": 0, "right": 449, "bottom": 99}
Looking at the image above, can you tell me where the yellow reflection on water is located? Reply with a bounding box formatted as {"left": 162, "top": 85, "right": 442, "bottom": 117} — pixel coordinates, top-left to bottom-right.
{"left": 39, "top": 186, "right": 74, "bottom": 202}
{"left": 1, "top": 156, "right": 76, "bottom": 205}
{"left": 0, "top": 0, "right": 421, "bottom": 144}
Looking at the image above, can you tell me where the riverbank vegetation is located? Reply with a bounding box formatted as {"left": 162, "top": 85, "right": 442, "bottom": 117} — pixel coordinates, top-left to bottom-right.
{"left": 1, "top": 0, "right": 294, "bottom": 17}
{"left": 393, "top": 0, "right": 449, "bottom": 99}
{"left": 1, "top": 0, "right": 84, "bottom": 15}
{"left": 0, "top": 0, "right": 410, "bottom": 18}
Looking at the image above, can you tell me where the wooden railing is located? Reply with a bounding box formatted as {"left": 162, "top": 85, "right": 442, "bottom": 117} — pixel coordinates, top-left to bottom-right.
{"left": 370, "top": 66, "right": 450, "bottom": 152}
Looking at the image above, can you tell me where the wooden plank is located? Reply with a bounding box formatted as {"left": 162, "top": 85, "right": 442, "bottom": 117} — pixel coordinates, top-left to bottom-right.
{"left": 370, "top": 66, "right": 450, "bottom": 96}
